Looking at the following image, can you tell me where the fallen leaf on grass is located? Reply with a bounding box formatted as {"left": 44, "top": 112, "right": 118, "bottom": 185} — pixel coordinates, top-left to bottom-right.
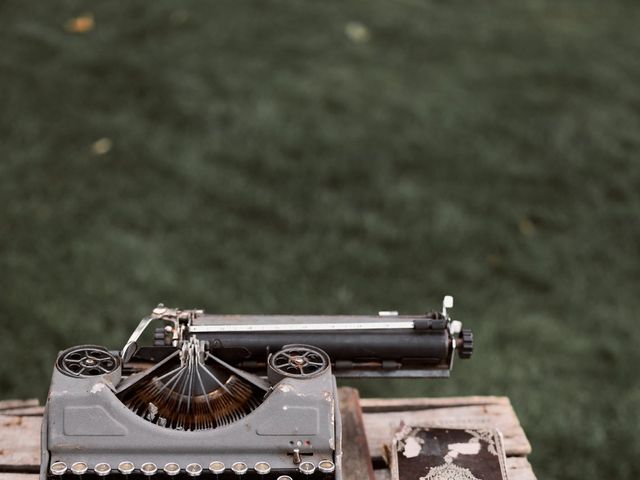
{"left": 91, "top": 138, "right": 113, "bottom": 155}
{"left": 518, "top": 217, "right": 536, "bottom": 236}
{"left": 65, "top": 13, "right": 95, "bottom": 34}
{"left": 345, "top": 21, "right": 370, "bottom": 43}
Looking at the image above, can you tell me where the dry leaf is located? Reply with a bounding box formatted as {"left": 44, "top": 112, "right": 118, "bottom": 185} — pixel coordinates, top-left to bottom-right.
{"left": 65, "top": 14, "right": 95, "bottom": 34}
{"left": 518, "top": 217, "right": 536, "bottom": 236}
{"left": 91, "top": 138, "right": 113, "bottom": 155}
{"left": 345, "top": 21, "right": 370, "bottom": 43}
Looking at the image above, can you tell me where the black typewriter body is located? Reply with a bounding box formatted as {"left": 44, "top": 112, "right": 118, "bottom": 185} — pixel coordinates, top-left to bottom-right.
{"left": 41, "top": 297, "right": 472, "bottom": 480}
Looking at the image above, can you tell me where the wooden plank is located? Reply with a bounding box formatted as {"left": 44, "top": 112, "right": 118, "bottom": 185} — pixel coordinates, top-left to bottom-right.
{"left": 0, "top": 399, "right": 45, "bottom": 475}
{"left": 506, "top": 457, "right": 536, "bottom": 480}
{"left": 0, "top": 400, "right": 39, "bottom": 412}
{"left": 0, "top": 395, "right": 535, "bottom": 480}
{"left": 0, "top": 475, "right": 38, "bottom": 480}
{"left": 361, "top": 402, "right": 531, "bottom": 458}
{"left": 360, "top": 396, "right": 510, "bottom": 412}
{"left": 338, "top": 388, "right": 375, "bottom": 480}
{"left": 0, "top": 415, "right": 41, "bottom": 469}
{"left": 0, "top": 407, "right": 44, "bottom": 417}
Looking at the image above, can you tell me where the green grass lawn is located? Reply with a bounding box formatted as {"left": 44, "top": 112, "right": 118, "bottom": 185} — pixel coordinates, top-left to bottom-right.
{"left": 1, "top": 1, "right": 639, "bottom": 478}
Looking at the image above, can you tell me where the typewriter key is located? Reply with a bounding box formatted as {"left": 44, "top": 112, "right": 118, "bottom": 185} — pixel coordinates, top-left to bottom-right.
{"left": 254, "top": 462, "right": 271, "bottom": 475}
{"left": 94, "top": 463, "right": 111, "bottom": 476}
{"left": 209, "top": 462, "right": 225, "bottom": 475}
{"left": 318, "top": 460, "right": 335, "bottom": 474}
{"left": 164, "top": 463, "right": 181, "bottom": 476}
{"left": 118, "top": 462, "right": 135, "bottom": 475}
{"left": 141, "top": 463, "right": 158, "bottom": 476}
{"left": 299, "top": 462, "right": 316, "bottom": 475}
{"left": 50, "top": 462, "right": 68, "bottom": 476}
{"left": 186, "top": 463, "right": 203, "bottom": 477}
{"left": 231, "top": 462, "right": 248, "bottom": 475}
{"left": 71, "top": 462, "right": 89, "bottom": 475}
{"left": 277, "top": 476, "right": 293, "bottom": 480}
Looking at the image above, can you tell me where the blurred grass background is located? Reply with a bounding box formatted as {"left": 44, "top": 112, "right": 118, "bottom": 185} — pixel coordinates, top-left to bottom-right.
{"left": 1, "top": 0, "right": 639, "bottom": 478}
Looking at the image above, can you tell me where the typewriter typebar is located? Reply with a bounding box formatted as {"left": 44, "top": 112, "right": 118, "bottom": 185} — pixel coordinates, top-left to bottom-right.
{"left": 41, "top": 296, "right": 473, "bottom": 480}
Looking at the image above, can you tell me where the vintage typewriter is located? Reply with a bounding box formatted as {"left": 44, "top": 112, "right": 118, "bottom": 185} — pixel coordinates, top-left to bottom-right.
{"left": 41, "top": 296, "right": 473, "bottom": 480}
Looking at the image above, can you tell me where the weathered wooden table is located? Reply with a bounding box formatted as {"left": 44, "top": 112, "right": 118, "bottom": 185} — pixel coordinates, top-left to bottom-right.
{"left": 0, "top": 389, "right": 536, "bottom": 480}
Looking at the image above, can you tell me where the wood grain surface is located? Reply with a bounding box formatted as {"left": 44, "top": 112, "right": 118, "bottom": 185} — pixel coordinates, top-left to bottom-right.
{"left": 0, "top": 391, "right": 535, "bottom": 480}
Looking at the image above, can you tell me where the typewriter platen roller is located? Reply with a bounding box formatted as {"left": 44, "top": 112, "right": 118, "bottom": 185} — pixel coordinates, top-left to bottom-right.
{"left": 41, "top": 296, "right": 473, "bottom": 480}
